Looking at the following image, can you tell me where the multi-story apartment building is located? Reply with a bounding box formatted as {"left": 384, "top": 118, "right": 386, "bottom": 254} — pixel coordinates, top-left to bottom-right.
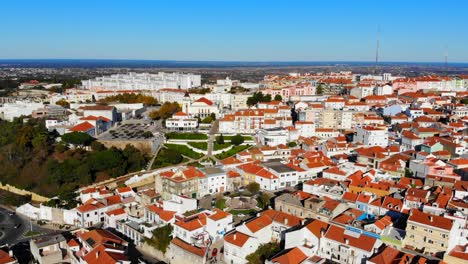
{"left": 219, "top": 109, "right": 292, "bottom": 134}
{"left": 404, "top": 209, "right": 456, "bottom": 255}
{"left": 354, "top": 126, "right": 388, "bottom": 147}
{"left": 82, "top": 72, "right": 201, "bottom": 91}
{"left": 155, "top": 167, "right": 207, "bottom": 199}
{"left": 320, "top": 225, "right": 382, "bottom": 263}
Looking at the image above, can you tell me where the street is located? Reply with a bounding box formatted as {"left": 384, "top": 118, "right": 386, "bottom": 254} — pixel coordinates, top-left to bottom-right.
{"left": 0, "top": 207, "right": 55, "bottom": 246}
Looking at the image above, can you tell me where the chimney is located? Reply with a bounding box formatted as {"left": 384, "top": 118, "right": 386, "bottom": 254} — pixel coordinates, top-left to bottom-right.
{"left": 96, "top": 250, "right": 100, "bottom": 259}
{"left": 233, "top": 234, "right": 237, "bottom": 240}
{"left": 344, "top": 238, "right": 349, "bottom": 245}
{"left": 8, "top": 250, "right": 13, "bottom": 258}
{"left": 429, "top": 216, "right": 433, "bottom": 222}
{"left": 284, "top": 218, "right": 289, "bottom": 225}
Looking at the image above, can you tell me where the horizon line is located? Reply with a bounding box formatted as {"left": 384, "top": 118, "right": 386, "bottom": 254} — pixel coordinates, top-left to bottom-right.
{"left": 0, "top": 58, "right": 467, "bottom": 64}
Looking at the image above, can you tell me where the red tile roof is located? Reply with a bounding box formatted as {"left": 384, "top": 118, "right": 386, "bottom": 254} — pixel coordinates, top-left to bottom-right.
{"left": 171, "top": 237, "right": 206, "bottom": 257}
{"left": 408, "top": 209, "right": 453, "bottom": 231}
{"left": 70, "top": 121, "right": 95, "bottom": 132}
{"left": 224, "top": 231, "right": 251, "bottom": 247}
{"left": 324, "top": 225, "right": 377, "bottom": 252}
{"left": 271, "top": 247, "right": 308, "bottom": 264}
{"left": 195, "top": 97, "right": 214, "bottom": 106}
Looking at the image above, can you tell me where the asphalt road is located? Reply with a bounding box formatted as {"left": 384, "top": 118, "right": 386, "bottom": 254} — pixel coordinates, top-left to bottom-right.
{"left": 0, "top": 207, "right": 53, "bottom": 246}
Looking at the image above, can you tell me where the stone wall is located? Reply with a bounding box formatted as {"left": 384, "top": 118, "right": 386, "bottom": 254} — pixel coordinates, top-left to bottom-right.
{"left": 0, "top": 182, "right": 50, "bottom": 203}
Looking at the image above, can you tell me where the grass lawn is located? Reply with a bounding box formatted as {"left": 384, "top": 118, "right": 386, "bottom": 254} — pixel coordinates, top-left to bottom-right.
{"left": 213, "top": 142, "right": 232, "bottom": 150}
{"left": 224, "top": 135, "right": 253, "bottom": 141}
{"left": 187, "top": 161, "right": 203, "bottom": 168}
{"left": 215, "top": 144, "right": 250, "bottom": 159}
{"left": 152, "top": 157, "right": 189, "bottom": 169}
{"left": 229, "top": 208, "right": 257, "bottom": 215}
{"left": 165, "top": 144, "right": 204, "bottom": 159}
{"left": 166, "top": 132, "right": 208, "bottom": 140}
{"left": 24, "top": 231, "right": 41, "bottom": 237}
{"left": 188, "top": 142, "right": 208, "bottom": 150}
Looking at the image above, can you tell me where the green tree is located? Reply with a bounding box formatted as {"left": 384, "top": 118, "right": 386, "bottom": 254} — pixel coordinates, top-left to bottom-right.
{"left": 274, "top": 94, "right": 282, "bottom": 101}
{"left": 149, "top": 102, "right": 181, "bottom": 120}
{"left": 316, "top": 84, "right": 325, "bottom": 95}
{"left": 461, "top": 98, "right": 468, "bottom": 104}
{"left": 210, "top": 112, "right": 216, "bottom": 121}
{"left": 247, "top": 182, "right": 260, "bottom": 194}
{"left": 145, "top": 224, "right": 173, "bottom": 253}
{"left": 257, "top": 192, "right": 271, "bottom": 209}
{"left": 55, "top": 99, "right": 70, "bottom": 108}
{"left": 246, "top": 92, "right": 272, "bottom": 107}
{"left": 142, "top": 131, "right": 154, "bottom": 138}
{"left": 230, "top": 134, "right": 244, "bottom": 146}
{"left": 61, "top": 132, "right": 94, "bottom": 146}
{"left": 405, "top": 168, "right": 414, "bottom": 178}
{"left": 99, "top": 93, "right": 158, "bottom": 106}
{"left": 216, "top": 134, "right": 225, "bottom": 145}
{"left": 245, "top": 242, "right": 280, "bottom": 264}
{"left": 201, "top": 116, "right": 213, "bottom": 123}
{"left": 123, "top": 144, "right": 148, "bottom": 172}
{"left": 90, "top": 141, "right": 106, "bottom": 151}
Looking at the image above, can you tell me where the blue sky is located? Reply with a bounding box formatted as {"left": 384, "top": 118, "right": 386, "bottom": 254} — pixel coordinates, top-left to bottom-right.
{"left": 0, "top": 0, "right": 467, "bottom": 62}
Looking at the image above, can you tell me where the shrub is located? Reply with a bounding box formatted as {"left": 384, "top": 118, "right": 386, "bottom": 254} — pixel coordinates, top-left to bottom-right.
{"left": 230, "top": 134, "right": 245, "bottom": 146}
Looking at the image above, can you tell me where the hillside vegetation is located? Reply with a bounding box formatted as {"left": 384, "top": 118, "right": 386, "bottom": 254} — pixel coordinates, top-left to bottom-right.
{"left": 0, "top": 118, "right": 149, "bottom": 200}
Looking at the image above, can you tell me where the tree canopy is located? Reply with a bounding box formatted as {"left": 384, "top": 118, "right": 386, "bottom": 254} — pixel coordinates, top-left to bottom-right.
{"left": 316, "top": 84, "right": 325, "bottom": 95}
{"left": 149, "top": 102, "right": 181, "bottom": 120}
{"left": 55, "top": 99, "right": 70, "bottom": 108}
{"left": 61, "top": 132, "right": 94, "bottom": 146}
{"left": 245, "top": 242, "right": 280, "bottom": 264}
{"left": 230, "top": 134, "right": 245, "bottom": 146}
{"left": 246, "top": 92, "right": 272, "bottom": 107}
{"left": 274, "top": 94, "right": 282, "bottom": 101}
{"left": 0, "top": 117, "right": 148, "bottom": 200}
{"left": 99, "top": 93, "right": 158, "bottom": 105}
{"left": 216, "top": 134, "right": 225, "bottom": 145}
{"left": 247, "top": 182, "right": 260, "bottom": 194}
{"left": 145, "top": 224, "right": 173, "bottom": 253}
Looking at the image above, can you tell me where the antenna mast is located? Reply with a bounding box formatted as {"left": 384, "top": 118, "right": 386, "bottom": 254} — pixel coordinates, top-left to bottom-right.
{"left": 375, "top": 25, "right": 380, "bottom": 75}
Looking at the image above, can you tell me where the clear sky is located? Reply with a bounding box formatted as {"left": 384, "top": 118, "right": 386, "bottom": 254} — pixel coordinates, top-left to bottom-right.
{"left": 0, "top": 0, "right": 467, "bottom": 62}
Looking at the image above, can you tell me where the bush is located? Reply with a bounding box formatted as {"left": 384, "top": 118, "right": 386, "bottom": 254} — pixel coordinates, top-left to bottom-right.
{"left": 246, "top": 242, "right": 281, "bottom": 264}
{"left": 165, "top": 132, "right": 208, "bottom": 140}
{"left": 142, "top": 131, "right": 153, "bottom": 138}
{"left": 145, "top": 224, "right": 173, "bottom": 253}
{"left": 247, "top": 182, "right": 260, "bottom": 194}
{"left": 216, "top": 134, "right": 225, "bottom": 144}
{"left": 201, "top": 116, "right": 213, "bottom": 123}
{"left": 230, "top": 134, "right": 245, "bottom": 146}
{"left": 287, "top": 142, "right": 297, "bottom": 147}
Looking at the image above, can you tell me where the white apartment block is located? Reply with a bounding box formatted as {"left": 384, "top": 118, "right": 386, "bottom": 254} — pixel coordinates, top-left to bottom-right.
{"left": 0, "top": 101, "right": 44, "bottom": 121}
{"left": 354, "top": 126, "right": 388, "bottom": 147}
{"left": 82, "top": 72, "right": 201, "bottom": 91}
